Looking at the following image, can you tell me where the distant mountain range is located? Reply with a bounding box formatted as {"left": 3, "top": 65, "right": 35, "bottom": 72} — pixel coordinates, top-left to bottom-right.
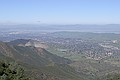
{"left": 0, "top": 24, "right": 120, "bottom": 33}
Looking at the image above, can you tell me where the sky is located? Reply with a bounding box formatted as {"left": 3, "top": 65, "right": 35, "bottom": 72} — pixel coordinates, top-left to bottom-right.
{"left": 0, "top": 0, "right": 120, "bottom": 24}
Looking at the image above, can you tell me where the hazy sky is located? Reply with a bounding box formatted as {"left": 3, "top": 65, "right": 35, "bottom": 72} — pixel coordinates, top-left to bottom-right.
{"left": 0, "top": 0, "right": 120, "bottom": 24}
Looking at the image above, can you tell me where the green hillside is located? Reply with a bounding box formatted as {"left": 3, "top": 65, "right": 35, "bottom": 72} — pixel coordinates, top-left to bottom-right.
{"left": 0, "top": 41, "right": 84, "bottom": 80}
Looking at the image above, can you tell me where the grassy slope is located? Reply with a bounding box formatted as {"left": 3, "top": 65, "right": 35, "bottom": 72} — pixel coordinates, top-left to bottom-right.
{"left": 0, "top": 41, "right": 85, "bottom": 80}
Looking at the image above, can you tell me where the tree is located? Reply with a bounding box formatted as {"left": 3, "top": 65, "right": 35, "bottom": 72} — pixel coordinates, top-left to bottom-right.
{"left": 0, "top": 61, "right": 31, "bottom": 80}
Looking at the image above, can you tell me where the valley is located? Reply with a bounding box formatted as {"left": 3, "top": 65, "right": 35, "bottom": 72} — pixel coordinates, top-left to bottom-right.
{"left": 1, "top": 0, "right": 120, "bottom": 80}
{"left": 0, "top": 31, "right": 120, "bottom": 80}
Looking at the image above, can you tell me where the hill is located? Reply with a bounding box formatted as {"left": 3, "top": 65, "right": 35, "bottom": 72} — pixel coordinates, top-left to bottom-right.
{"left": 0, "top": 40, "right": 85, "bottom": 80}
{"left": 0, "top": 40, "right": 71, "bottom": 67}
